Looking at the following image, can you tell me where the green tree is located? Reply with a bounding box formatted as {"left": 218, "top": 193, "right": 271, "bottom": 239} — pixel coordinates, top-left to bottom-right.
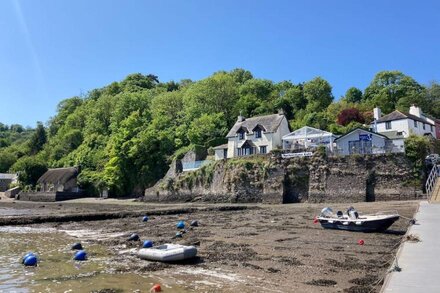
{"left": 344, "top": 87, "right": 363, "bottom": 103}
{"left": 303, "top": 77, "right": 333, "bottom": 113}
{"left": 425, "top": 81, "right": 440, "bottom": 118}
{"left": 28, "top": 122, "right": 47, "bottom": 155}
{"left": 187, "top": 113, "right": 228, "bottom": 147}
{"left": 0, "top": 151, "right": 16, "bottom": 172}
{"left": 364, "top": 71, "right": 425, "bottom": 113}
{"left": 183, "top": 72, "right": 238, "bottom": 124}
{"left": 11, "top": 156, "right": 47, "bottom": 187}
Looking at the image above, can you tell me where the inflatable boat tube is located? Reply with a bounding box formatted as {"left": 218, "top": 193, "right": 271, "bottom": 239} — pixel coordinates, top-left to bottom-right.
{"left": 137, "top": 244, "right": 197, "bottom": 262}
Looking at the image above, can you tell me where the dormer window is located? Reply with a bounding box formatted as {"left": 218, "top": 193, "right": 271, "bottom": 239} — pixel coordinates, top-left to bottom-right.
{"left": 236, "top": 126, "right": 248, "bottom": 140}
{"left": 255, "top": 129, "right": 261, "bottom": 138}
{"left": 252, "top": 124, "right": 266, "bottom": 139}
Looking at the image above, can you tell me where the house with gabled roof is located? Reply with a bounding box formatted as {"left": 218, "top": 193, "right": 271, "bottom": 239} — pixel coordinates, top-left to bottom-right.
{"left": 334, "top": 128, "right": 392, "bottom": 156}
{"left": 372, "top": 105, "right": 437, "bottom": 139}
{"left": 213, "top": 113, "right": 290, "bottom": 160}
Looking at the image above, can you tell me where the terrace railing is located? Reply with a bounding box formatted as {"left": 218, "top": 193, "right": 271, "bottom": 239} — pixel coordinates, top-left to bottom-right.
{"left": 426, "top": 164, "right": 440, "bottom": 202}
{"left": 182, "top": 160, "right": 213, "bottom": 172}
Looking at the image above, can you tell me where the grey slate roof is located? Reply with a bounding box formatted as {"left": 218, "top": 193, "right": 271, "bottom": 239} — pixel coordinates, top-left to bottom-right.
{"left": 379, "top": 131, "right": 405, "bottom": 140}
{"left": 226, "top": 114, "right": 285, "bottom": 138}
{"left": 213, "top": 143, "right": 228, "bottom": 150}
{"left": 334, "top": 127, "right": 389, "bottom": 142}
{"left": 37, "top": 167, "right": 78, "bottom": 184}
{"left": 376, "top": 110, "right": 434, "bottom": 125}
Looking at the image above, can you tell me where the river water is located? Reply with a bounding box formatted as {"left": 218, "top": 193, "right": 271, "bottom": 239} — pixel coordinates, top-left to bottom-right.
{"left": 0, "top": 226, "right": 188, "bottom": 293}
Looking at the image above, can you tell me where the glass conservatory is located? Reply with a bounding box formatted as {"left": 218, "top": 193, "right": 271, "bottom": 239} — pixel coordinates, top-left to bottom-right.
{"left": 282, "top": 126, "right": 336, "bottom": 151}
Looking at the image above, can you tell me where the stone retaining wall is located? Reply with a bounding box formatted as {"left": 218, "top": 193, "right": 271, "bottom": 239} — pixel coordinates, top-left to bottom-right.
{"left": 145, "top": 153, "right": 422, "bottom": 204}
{"left": 17, "top": 191, "right": 88, "bottom": 202}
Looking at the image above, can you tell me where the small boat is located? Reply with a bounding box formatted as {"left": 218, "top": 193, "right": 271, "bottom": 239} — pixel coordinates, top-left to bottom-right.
{"left": 316, "top": 207, "right": 399, "bottom": 232}
{"left": 137, "top": 244, "right": 197, "bottom": 262}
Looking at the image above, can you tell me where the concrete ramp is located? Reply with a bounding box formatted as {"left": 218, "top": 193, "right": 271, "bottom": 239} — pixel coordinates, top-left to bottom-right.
{"left": 430, "top": 180, "right": 440, "bottom": 202}
{"left": 382, "top": 201, "right": 440, "bottom": 292}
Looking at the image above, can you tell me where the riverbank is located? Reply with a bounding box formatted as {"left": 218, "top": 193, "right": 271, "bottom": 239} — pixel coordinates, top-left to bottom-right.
{"left": 0, "top": 200, "right": 418, "bottom": 292}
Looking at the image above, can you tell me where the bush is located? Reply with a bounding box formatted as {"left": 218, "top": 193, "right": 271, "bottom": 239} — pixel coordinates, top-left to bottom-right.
{"left": 404, "top": 135, "right": 430, "bottom": 169}
{"left": 10, "top": 156, "right": 47, "bottom": 188}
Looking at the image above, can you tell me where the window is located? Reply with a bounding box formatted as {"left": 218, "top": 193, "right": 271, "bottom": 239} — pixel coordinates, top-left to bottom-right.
{"left": 431, "top": 125, "right": 434, "bottom": 132}
{"left": 255, "top": 129, "right": 262, "bottom": 138}
{"left": 223, "top": 149, "right": 227, "bottom": 159}
{"left": 414, "top": 120, "right": 418, "bottom": 128}
{"left": 260, "top": 146, "right": 267, "bottom": 154}
{"left": 238, "top": 132, "right": 245, "bottom": 140}
{"left": 237, "top": 148, "right": 241, "bottom": 156}
{"left": 385, "top": 121, "right": 391, "bottom": 130}
{"left": 423, "top": 123, "right": 426, "bottom": 130}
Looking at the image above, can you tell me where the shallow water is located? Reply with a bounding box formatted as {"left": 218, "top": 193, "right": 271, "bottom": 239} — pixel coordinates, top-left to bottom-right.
{"left": 0, "top": 227, "right": 188, "bottom": 293}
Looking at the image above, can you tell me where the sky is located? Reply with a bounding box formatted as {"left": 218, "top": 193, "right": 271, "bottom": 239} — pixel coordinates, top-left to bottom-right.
{"left": 1, "top": 0, "right": 439, "bottom": 127}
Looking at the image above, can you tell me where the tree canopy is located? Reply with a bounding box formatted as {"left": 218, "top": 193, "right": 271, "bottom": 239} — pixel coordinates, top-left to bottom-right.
{"left": 1, "top": 69, "right": 438, "bottom": 196}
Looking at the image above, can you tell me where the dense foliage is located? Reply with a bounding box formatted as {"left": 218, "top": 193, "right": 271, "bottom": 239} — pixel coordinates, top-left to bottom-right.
{"left": 1, "top": 69, "right": 439, "bottom": 195}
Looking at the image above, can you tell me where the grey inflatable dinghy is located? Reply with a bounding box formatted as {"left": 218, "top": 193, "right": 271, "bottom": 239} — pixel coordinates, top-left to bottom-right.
{"left": 137, "top": 244, "right": 197, "bottom": 262}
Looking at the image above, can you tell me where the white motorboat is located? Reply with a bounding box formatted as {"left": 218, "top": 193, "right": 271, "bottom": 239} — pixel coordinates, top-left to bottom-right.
{"left": 137, "top": 244, "right": 197, "bottom": 262}
{"left": 316, "top": 207, "right": 399, "bottom": 232}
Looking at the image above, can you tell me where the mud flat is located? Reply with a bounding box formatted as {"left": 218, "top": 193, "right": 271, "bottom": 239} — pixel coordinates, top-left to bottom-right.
{"left": 0, "top": 200, "right": 418, "bottom": 292}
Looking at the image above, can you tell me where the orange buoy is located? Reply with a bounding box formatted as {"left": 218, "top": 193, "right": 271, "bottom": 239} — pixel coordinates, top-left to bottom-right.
{"left": 150, "top": 284, "right": 162, "bottom": 292}
{"left": 358, "top": 239, "right": 365, "bottom": 245}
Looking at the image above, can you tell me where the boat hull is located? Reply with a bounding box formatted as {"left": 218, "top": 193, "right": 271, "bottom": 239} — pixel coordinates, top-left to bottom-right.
{"left": 318, "top": 216, "right": 399, "bottom": 232}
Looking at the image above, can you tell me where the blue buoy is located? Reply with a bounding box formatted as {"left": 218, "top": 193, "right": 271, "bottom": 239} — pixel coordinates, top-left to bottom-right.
{"left": 74, "top": 250, "right": 87, "bottom": 261}
{"left": 142, "top": 216, "right": 149, "bottom": 222}
{"left": 190, "top": 220, "right": 199, "bottom": 227}
{"left": 71, "top": 242, "right": 83, "bottom": 250}
{"left": 128, "top": 233, "right": 139, "bottom": 241}
{"left": 22, "top": 252, "right": 36, "bottom": 264}
{"left": 143, "top": 240, "right": 153, "bottom": 248}
{"left": 176, "top": 221, "right": 185, "bottom": 229}
{"left": 23, "top": 255, "right": 38, "bottom": 266}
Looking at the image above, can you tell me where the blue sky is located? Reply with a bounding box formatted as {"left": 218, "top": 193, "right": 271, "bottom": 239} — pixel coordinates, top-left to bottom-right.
{"left": 1, "top": 0, "right": 439, "bottom": 127}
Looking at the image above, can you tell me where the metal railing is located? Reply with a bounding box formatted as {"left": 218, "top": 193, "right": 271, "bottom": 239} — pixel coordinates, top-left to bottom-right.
{"left": 426, "top": 164, "right": 440, "bottom": 202}
{"left": 182, "top": 160, "right": 212, "bottom": 172}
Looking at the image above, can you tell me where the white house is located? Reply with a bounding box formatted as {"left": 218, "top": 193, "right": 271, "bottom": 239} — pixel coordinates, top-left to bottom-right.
{"left": 213, "top": 113, "right": 290, "bottom": 160}
{"left": 282, "top": 126, "right": 337, "bottom": 152}
{"left": 372, "top": 105, "right": 436, "bottom": 139}
{"left": 334, "top": 128, "right": 391, "bottom": 156}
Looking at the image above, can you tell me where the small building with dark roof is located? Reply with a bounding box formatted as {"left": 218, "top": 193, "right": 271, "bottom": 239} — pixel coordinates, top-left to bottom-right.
{"left": 0, "top": 173, "right": 17, "bottom": 192}
{"left": 334, "top": 128, "right": 392, "bottom": 156}
{"left": 37, "top": 167, "right": 80, "bottom": 193}
{"left": 214, "top": 113, "right": 290, "bottom": 160}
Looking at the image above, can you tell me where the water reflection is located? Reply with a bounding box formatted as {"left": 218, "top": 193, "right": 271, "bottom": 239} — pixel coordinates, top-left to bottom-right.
{"left": 0, "top": 227, "right": 188, "bottom": 293}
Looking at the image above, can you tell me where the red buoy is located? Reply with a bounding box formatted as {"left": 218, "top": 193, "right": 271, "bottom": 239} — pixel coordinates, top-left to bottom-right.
{"left": 150, "top": 284, "right": 162, "bottom": 292}
{"left": 313, "top": 216, "right": 319, "bottom": 224}
{"left": 358, "top": 239, "right": 365, "bottom": 245}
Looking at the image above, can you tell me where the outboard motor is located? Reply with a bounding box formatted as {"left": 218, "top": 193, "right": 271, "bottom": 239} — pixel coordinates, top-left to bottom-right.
{"left": 336, "top": 211, "right": 343, "bottom": 218}
{"left": 320, "top": 207, "right": 334, "bottom": 218}
{"left": 347, "top": 207, "right": 359, "bottom": 219}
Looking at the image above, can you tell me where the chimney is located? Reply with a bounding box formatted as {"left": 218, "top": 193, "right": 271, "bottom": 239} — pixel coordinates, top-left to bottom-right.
{"left": 373, "top": 107, "right": 382, "bottom": 120}
{"left": 237, "top": 111, "right": 245, "bottom": 122}
{"left": 409, "top": 104, "right": 422, "bottom": 117}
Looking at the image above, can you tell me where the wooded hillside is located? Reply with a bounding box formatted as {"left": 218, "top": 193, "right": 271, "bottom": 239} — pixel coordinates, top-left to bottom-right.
{"left": 1, "top": 69, "right": 439, "bottom": 196}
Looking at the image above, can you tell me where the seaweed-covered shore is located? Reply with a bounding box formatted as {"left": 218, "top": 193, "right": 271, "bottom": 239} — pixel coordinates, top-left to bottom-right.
{"left": 0, "top": 199, "right": 418, "bottom": 292}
